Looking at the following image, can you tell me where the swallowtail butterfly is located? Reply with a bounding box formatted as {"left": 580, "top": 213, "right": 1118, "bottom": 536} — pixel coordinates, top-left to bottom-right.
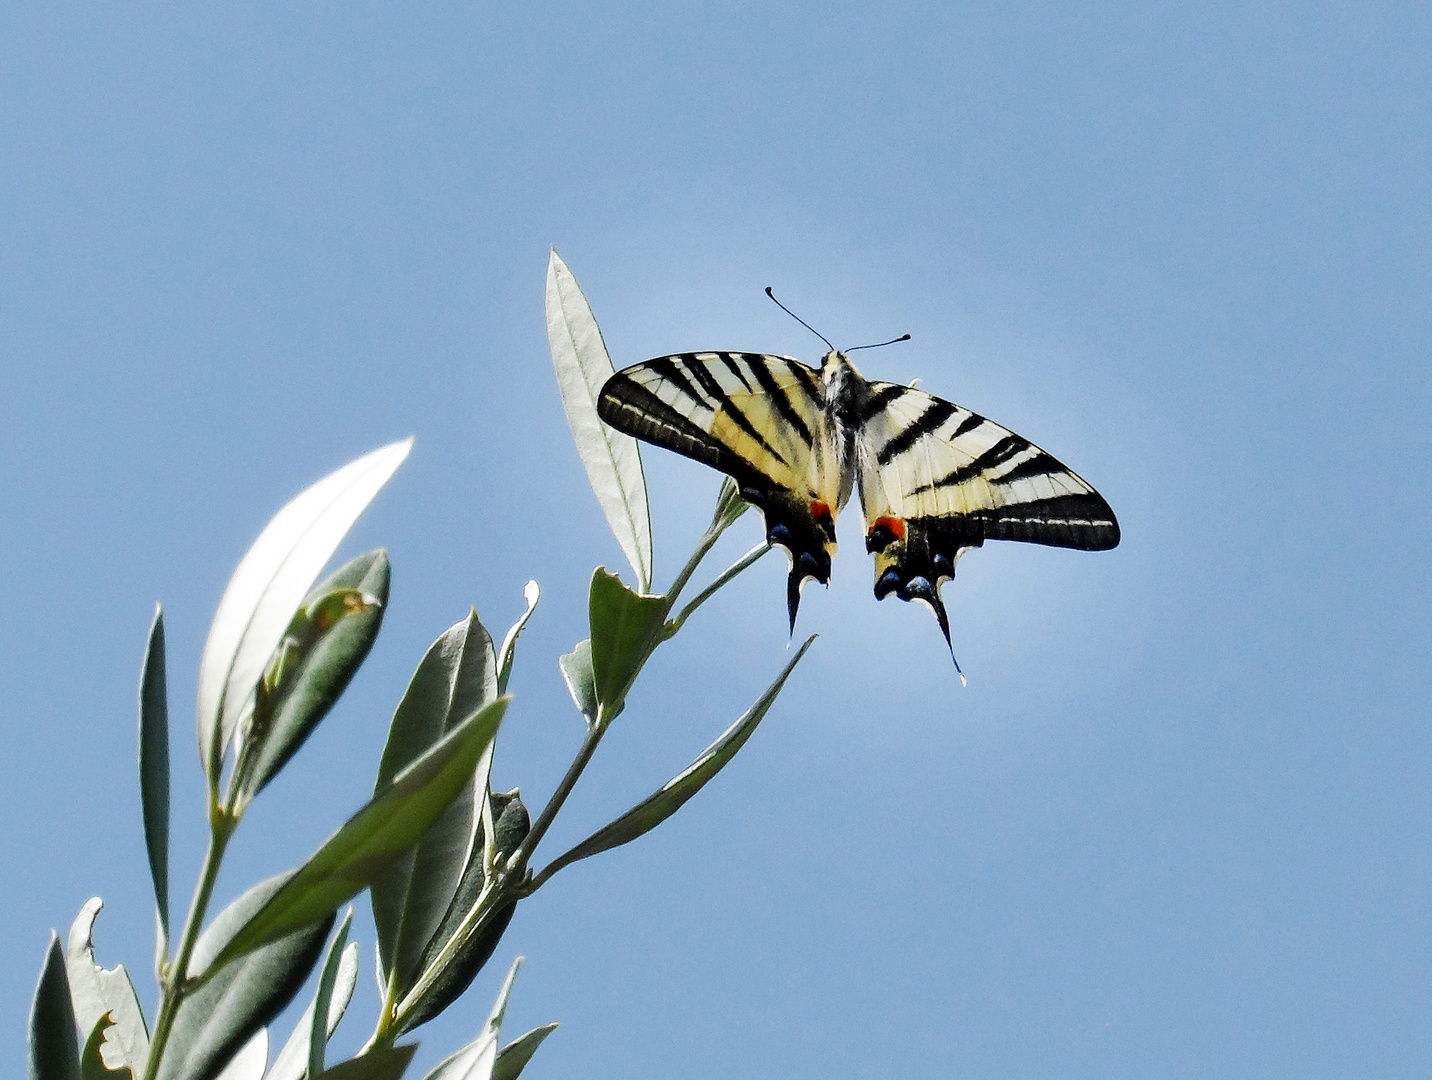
{"left": 597, "top": 323, "right": 1118, "bottom": 671}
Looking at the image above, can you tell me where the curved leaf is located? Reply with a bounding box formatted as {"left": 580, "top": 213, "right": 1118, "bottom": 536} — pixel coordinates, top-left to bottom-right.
{"left": 587, "top": 569, "right": 668, "bottom": 718}
{"left": 197, "top": 439, "right": 412, "bottom": 783}
{"left": 243, "top": 551, "right": 391, "bottom": 798}
{"left": 65, "top": 900, "right": 148, "bottom": 1077}
{"left": 372, "top": 613, "right": 497, "bottom": 994}
{"left": 709, "top": 476, "right": 751, "bottom": 534}
{"left": 546, "top": 249, "right": 652, "bottom": 591}
{"left": 495, "top": 582, "right": 539, "bottom": 697}
{"left": 557, "top": 640, "right": 596, "bottom": 723}
{"left": 30, "top": 934, "right": 80, "bottom": 1080}
{"left": 138, "top": 607, "right": 170, "bottom": 946}
{"left": 205, "top": 698, "right": 508, "bottom": 971}
{"left": 538, "top": 637, "right": 815, "bottom": 882}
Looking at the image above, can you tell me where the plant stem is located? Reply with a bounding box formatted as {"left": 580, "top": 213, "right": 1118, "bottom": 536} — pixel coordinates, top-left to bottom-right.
{"left": 142, "top": 811, "right": 234, "bottom": 1080}
{"left": 665, "top": 522, "right": 725, "bottom": 606}
{"left": 666, "top": 542, "right": 770, "bottom": 637}
{"left": 513, "top": 711, "right": 609, "bottom": 873}
{"left": 386, "top": 878, "right": 500, "bottom": 1032}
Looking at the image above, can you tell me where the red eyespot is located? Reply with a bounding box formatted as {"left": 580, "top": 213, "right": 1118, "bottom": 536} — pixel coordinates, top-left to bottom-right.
{"left": 873, "top": 515, "right": 906, "bottom": 540}
{"left": 810, "top": 500, "right": 833, "bottom": 525}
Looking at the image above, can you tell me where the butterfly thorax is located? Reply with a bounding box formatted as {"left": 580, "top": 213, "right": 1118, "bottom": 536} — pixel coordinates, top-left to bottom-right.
{"left": 820, "top": 350, "right": 870, "bottom": 428}
{"left": 819, "top": 350, "right": 870, "bottom": 504}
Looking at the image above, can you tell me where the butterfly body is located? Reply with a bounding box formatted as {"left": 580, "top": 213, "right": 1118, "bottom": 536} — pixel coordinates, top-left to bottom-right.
{"left": 597, "top": 349, "right": 1118, "bottom": 657}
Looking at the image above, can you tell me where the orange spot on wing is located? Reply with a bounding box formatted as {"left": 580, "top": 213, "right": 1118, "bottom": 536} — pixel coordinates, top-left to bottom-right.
{"left": 810, "top": 500, "right": 832, "bottom": 524}
{"left": 873, "top": 515, "right": 906, "bottom": 539}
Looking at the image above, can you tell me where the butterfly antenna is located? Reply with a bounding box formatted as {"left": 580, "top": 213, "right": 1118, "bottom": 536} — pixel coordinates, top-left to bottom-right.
{"left": 765, "top": 287, "right": 835, "bottom": 352}
{"left": 847, "top": 333, "right": 912, "bottom": 352}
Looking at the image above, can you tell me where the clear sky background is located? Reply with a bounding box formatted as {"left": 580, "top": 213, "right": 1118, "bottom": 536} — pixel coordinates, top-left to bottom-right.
{"left": 3, "top": 2, "right": 1429, "bottom": 1077}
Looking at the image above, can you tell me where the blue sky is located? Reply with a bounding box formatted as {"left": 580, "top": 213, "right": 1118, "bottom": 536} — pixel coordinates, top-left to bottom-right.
{"left": 3, "top": 1, "right": 1429, "bottom": 1076}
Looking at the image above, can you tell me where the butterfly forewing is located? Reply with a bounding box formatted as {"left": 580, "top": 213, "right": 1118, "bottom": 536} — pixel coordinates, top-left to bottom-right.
{"left": 598, "top": 353, "right": 847, "bottom": 628}
{"left": 858, "top": 382, "right": 1119, "bottom": 550}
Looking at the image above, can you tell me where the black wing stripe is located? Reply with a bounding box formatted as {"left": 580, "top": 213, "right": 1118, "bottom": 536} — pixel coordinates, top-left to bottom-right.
{"left": 907, "top": 434, "right": 1029, "bottom": 494}
{"left": 979, "top": 492, "right": 1120, "bottom": 549}
{"left": 857, "top": 383, "right": 908, "bottom": 424}
{"left": 598, "top": 375, "right": 730, "bottom": 471}
{"left": 876, "top": 398, "right": 959, "bottom": 465}
{"left": 779, "top": 357, "right": 826, "bottom": 409}
{"left": 652, "top": 357, "right": 789, "bottom": 467}
{"left": 647, "top": 357, "right": 710, "bottom": 411}
{"left": 686, "top": 356, "right": 738, "bottom": 411}
{"left": 990, "top": 450, "right": 1066, "bottom": 487}
{"left": 719, "top": 353, "right": 754, "bottom": 392}
{"left": 910, "top": 491, "right": 1120, "bottom": 551}
{"left": 950, "top": 412, "right": 985, "bottom": 439}
{"left": 748, "top": 359, "right": 814, "bottom": 447}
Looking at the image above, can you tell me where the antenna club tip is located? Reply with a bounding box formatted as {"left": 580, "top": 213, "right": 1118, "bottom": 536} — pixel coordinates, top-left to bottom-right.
{"left": 897, "top": 333, "right": 912, "bottom": 342}
{"left": 764, "top": 286, "right": 775, "bottom": 297}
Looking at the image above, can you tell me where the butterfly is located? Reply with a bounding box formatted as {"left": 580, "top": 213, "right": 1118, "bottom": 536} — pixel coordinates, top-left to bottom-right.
{"left": 596, "top": 334, "right": 1118, "bottom": 670}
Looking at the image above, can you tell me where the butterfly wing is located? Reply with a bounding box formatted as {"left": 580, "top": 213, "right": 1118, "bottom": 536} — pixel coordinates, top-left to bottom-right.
{"left": 855, "top": 381, "right": 1119, "bottom": 648}
{"left": 598, "top": 352, "right": 848, "bottom": 628}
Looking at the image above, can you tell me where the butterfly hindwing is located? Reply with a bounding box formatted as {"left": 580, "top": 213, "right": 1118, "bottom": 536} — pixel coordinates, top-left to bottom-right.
{"left": 854, "top": 380, "right": 1119, "bottom": 648}
{"left": 598, "top": 352, "right": 847, "bottom": 627}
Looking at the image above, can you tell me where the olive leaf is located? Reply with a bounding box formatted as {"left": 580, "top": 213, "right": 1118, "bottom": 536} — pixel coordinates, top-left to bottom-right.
{"left": 547, "top": 249, "right": 652, "bottom": 592}
{"left": 197, "top": 439, "right": 412, "bottom": 785}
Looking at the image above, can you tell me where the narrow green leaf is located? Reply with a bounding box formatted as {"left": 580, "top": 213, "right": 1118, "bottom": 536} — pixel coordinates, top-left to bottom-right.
{"left": 211, "top": 1030, "right": 267, "bottom": 1080}
{"left": 397, "top": 794, "right": 529, "bottom": 1034}
{"left": 538, "top": 637, "right": 815, "bottom": 881}
{"left": 65, "top": 900, "right": 148, "bottom": 1078}
{"left": 307, "top": 909, "right": 353, "bottom": 1080}
{"left": 418, "top": 957, "right": 522, "bottom": 1080}
{"left": 316, "top": 1045, "right": 416, "bottom": 1080}
{"left": 197, "top": 438, "right": 413, "bottom": 784}
{"left": 546, "top": 249, "right": 652, "bottom": 591}
{"left": 495, "top": 582, "right": 539, "bottom": 696}
{"left": 206, "top": 698, "right": 508, "bottom": 971}
{"left": 155, "top": 879, "right": 333, "bottom": 1080}
{"left": 490, "top": 1025, "right": 558, "bottom": 1080}
{"left": 587, "top": 568, "right": 668, "bottom": 717}
{"left": 244, "top": 551, "right": 392, "bottom": 798}
{"left": 30, "top": 934, "right": 80, "bottom": 1080}
{"left": 372, "top": 614, "right": 497, "bottom": 994}
{"left": 138, "top": 606, "right": 170, "bottom": 947}
{"left": 267, "top": 942, "right": 358, "bottom": 1080}
{"left": 557, "top": 640, "right": 596, "bottom": 722}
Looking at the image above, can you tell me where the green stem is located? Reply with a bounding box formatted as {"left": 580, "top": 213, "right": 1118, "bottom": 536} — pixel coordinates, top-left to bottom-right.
{"left": 665, "top": 542, "right": 770, "bottom": 638}
{"left": 142, "top": 809, "right": 234, "bottom": 1080}
{"left": 360, "top": 950, "right": 406, "bottom": 1054}
{"left": 664, "top": 522, "right": 726, "bottom": 607}
{"left": 512, "top": 711, "right": 609, "bottom": 873}
{"left": 387, "top": 878, "right": 501, "bottom": 1032}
